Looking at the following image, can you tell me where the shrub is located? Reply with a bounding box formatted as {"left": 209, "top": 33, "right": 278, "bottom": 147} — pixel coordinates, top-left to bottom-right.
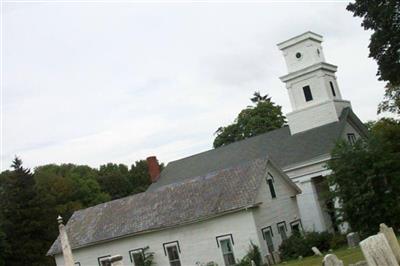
{"left": 306, "top": 231, "right": 332, "bottom": 251}
{"left": 236, "top": 242, "right": 262, "bottom": 266}
{"left": 134, "top": 246, "right": 154, "bottom": 266}
{"left": 329, "top": 234, "right": 347, "bottom": 249}
{"left": 278, "top": 232, "right": 311, "bottom": 259}
{"left": 279, "top": 231, "right": 333, "bottom": 260}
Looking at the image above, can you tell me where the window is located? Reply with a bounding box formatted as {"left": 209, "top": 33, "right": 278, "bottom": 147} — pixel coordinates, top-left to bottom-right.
{"left": 129, "top": 248, "right": 145, "bottom": 266}
{"left": 220, "top": 239, "right": 236, "bottom": 266}
{"left": 290, "top": 220, "right": 303, "bottom": 234}
{"left": 98, "top": 256, "right": 111, "bottom": 266}
{"left": 266, "top": 173, "right": 276, "bottom": 199}
{"left": 75, "top": 263, "right": 81, "bottom": 266}
{"left": 262, "top": 226, "right": 275, "bottom": 254}
{"left": 303, "top": 86, "right": 313, "bottom": 102}
{"left": 277, "top": 222, "right": 287, "bottom": 241}
{"left": 347, "top": 133, "right": 356, "bottom": 145}
{"left": 329, "top": 81, "right": 336, "bottom": 97}
{"left": 165, "top": 244, "right": 181, "bottom": 266}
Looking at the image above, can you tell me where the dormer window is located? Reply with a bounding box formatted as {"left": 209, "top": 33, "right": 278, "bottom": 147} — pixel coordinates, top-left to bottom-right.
{"left": 330, "top": 81, "right": 336, "bottom": 97}
{"left": 303, "top": 86, "right": 313, "bottom": 102}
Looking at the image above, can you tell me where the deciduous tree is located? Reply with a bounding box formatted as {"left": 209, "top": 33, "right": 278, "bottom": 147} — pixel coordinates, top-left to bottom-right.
{"left": 347, "top": 0, "right": 400, "bottom": 114}
{"left": 327, "top": 119, "right": 400, "bottom": 235}
{"left": 213, "top": 92, "right": 286, "bottom": 148}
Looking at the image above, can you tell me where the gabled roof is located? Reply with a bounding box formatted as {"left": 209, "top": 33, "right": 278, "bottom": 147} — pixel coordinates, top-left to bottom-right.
{"left": 48, "top": 157, "right": 274, "bottom": 256}
{"left": 148, "top": 108, "right": 367, "bottom": 191}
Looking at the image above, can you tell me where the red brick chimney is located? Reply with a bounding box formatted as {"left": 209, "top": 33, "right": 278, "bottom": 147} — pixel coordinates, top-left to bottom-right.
{"left": 146, "top": 156, "right": 160, "bottom": 183}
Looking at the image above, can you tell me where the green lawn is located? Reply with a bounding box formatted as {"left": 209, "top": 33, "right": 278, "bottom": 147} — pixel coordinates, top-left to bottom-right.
{"left": 276, "top": 246, "right": 365, "bottom": 266}
{"left": 277, "top": 237, "right": 400, "bottom": 266}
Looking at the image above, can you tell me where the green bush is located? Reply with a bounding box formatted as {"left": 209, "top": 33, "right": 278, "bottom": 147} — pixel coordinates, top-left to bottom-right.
{"left": 279, "top": 231, "right": 333, "bottom": 260}
{"left": 236, "top": 242, "right": 262, "bottom": 266}
{"left": 329, "top": 234, "right": 347, "bottom": 249}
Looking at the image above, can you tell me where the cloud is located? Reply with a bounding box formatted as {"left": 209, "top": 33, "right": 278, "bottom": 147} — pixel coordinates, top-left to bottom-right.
{"left": 2, "top": 2, "right": 385, "bottom": 170}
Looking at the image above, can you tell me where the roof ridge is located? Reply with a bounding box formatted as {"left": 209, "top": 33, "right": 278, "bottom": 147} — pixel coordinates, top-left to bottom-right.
{"left": 154, "top": 156, "right": 269, "bottom": 192}
{"left": 167, "top": 126, "right": 288, "bottom": 167}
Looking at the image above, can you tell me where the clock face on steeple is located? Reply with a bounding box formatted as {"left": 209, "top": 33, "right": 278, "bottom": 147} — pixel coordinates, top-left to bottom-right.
{"left": 295, "top": 52, "right": 302, "bottom": 59}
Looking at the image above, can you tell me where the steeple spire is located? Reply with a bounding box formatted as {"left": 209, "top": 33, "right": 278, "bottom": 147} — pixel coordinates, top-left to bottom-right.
{"left": 277, "top": 31, "right": 351, "bottom": 134}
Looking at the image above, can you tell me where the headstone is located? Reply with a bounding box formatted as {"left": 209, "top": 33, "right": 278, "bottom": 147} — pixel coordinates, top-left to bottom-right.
{"left": 349, "top": 261, "right": 368, "bottom": 266}
{"left": 380, "top": 223, "right": 400, "bottom": 263}
{"left": 57, "top": 216, "right": 75, "bottom": 266}
{"left": 347, "top": 232, "right": 361, "bottom": 248}
{"left": 272, "top": 251, "right": 281, "bottom": 264}
{"left": 323, "top": 254, "right": 344, "bottom": 266}
{"left": 312, "top": 246, "right": 323, "bottom": 256}
{"left": 251, "top": 260, "right": 256, "bottom": 266}
{"left": 359, "top": 233, "right": 399, "bottom": 266}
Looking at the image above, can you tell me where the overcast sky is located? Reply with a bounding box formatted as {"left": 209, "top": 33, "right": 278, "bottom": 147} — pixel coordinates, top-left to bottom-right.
{"left": 1, "top": 1, "right": 387, "bottom": 171}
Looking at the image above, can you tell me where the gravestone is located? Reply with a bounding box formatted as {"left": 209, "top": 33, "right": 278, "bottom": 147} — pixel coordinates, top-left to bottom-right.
{"left": 380, "top": 223, "right": 400, "bottom": 263}
{"left": 312, "top": 246, "right": 323, "bottom": 256}
{"left": 323, "top": 254, "right": 344, "bottom": 266}
{"left": 349, "top": 261, "right": 368, "bottom": 266}
{"left": 251, "top": 260, "right": 256, "bottom": 266}
{"left": 359, "top": 233, "right": 399, "bottom": 266}
{"left": 347, "top": 232, "right": 360, "bottom": 248}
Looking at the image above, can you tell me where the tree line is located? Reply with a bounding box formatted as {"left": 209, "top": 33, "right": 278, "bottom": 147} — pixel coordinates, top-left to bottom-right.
{"left": 0, "top": 159, "right": 161, "bottom": 266}
{"left": 0, "top": 1, "right": 398, "bottom": 265}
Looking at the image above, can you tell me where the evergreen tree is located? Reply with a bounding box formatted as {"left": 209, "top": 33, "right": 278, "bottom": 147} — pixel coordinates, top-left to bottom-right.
{"left": 1, "top": 157, "right": 49, "bottom": 265}
{"left": 213, "top": 92, "right": 286, "bottom": 148}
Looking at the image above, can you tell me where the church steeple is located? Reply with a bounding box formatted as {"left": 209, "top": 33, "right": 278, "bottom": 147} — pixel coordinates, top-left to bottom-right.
{"left": 277, "top": 31, "right": 351, "bottom": 134}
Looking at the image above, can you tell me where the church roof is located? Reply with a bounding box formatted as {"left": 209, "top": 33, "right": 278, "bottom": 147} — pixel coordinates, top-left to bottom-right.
{"left": 148, "top": 107, "right": 367, "bottom": 191}
{"left": 47, "top": 157, "right": 275, "bottom": 256}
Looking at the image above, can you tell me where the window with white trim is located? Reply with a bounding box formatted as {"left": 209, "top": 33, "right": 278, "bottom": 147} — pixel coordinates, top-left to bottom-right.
{"left": 262, "top": 226, "right": 275, "bottom": 254}
{"left": 303, "top": 85, "right": 313, "bottom": 102}
{"left": 290, "top": 220, "right": 303, "bottom": 234}
{"left": 98, "top": 255, "right": 111, "bottom": 266}
{"left": 329, "top": 81, "right": 336, "bottom": 97}
{"left": 166, "top": 244, "right": 181, "bottom": 266}
{"left": 266, "top": 173, "right": 276, "bottom": 199}
{"left": 129, "top": 248, "right": 145, "bottom": 266}
{"left": 277, "top": 222, "right": 288, "bottom": 241}
{"left": 219, "top": 238, "right": 236, "bottom": 266}
{"left": 347, "top": 133, "right": 356, "bottom": 145}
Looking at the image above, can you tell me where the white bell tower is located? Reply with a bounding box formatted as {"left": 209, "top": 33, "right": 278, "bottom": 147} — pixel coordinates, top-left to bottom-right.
{"left": 277, "top": 31, "right": 351, "bottom": 134}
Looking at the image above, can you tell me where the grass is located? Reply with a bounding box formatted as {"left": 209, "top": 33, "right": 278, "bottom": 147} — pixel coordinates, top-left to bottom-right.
{"left": 276, "top": 246, "right": 364, "bottom": 266}
{"left": 276, "top": 237, "right": 400, "bottom": 266}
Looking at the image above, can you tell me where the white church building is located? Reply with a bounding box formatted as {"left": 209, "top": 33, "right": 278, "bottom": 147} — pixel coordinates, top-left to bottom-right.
{"left": 48, "top": 32, "right": 368, "bottom": 266}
